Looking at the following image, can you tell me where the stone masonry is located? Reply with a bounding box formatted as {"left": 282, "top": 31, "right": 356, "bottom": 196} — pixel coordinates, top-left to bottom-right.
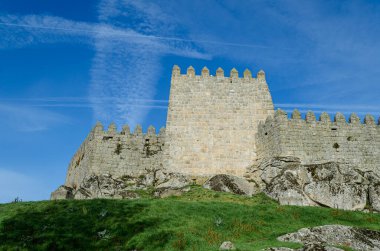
{"left": 64, "top": 65, "right": 274, "bottom": 187}
{"left": 256, "top": 109, "right": 380, "bottom": 172}
{"left": 65, "top": 122, "right": 165, "bottom": 189}
{"left": 56, "top": 65, "right": 380, "bottom": 204}
{"left": 164, "top": 66, "right": 274, "bottom": 176}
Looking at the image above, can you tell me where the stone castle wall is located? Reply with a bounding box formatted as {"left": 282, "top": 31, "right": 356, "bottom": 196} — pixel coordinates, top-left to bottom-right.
{"left": 54, "top": 65, "right": 380, "bottom": 207}
{"left": 65, "top": 122, "right": 165, "bottom": 188}
{"left": 164, "top": 66, "right": 274, "bottom": 176}
{"left": 256, "top": 110, "right": 380, "bottom": 172}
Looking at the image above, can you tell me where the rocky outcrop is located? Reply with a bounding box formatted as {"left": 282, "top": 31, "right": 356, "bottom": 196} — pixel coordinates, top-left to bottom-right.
{"left": 264, "top": 246, "right": 344, "bottom": 251}
{"left": 51, "top": 169, "right": 191, "bottom": 200}
{"left": 71, "top": 174, "right": 140, "bottom": 199}
{"left": 251, "top": 157, "right": 380, "bottom": 211}
{"left": 276, "top": 225, "right": 380, "bottom": 251}
{"left": 265, "top": 244, "right": 345, "bottom": 250}
{"left": 50, "top": 185, "right": 74, "bottom": 200}
{"left": 203, "top": 174, "right": 260, "bottom": 196}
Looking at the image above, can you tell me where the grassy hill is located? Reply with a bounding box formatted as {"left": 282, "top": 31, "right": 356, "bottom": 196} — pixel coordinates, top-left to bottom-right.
{"left": 1, "top": 186, "right": 379, "bottom": 251}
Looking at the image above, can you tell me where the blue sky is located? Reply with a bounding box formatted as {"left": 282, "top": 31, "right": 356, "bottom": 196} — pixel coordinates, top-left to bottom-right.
{"left": 0, "top": 0, "right": 379, "bottom": 202}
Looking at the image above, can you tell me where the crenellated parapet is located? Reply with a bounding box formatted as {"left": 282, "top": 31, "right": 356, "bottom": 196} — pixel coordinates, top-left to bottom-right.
{"left": 257, "top": 109, "right": 380, "bottom": 172}
{"left": 262, "top": 109, "right": 380, "bottom": 127}
{"left": 65, "top": 122, "right": 166, "bottom": 188}
{"left": 171, "top": 65, "right": 266, "bottom": 83}
{"left": 96, "top": 122, "right": 165, "bottom": 138}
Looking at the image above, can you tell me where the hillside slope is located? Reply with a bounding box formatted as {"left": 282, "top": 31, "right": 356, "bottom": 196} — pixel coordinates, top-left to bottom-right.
{"left": 1, "top": 186, "right": 379, "bottom": 250}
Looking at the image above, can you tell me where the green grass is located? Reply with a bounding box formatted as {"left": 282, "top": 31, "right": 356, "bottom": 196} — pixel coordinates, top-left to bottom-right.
{"left": 0, "top": 186, "right": 379, "bottom": 250}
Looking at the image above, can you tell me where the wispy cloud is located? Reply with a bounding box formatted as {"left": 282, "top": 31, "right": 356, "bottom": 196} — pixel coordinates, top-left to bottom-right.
{"left": 0, "top": 104, "right": 69, "bottom": 132}
{"left": 0, "top": 0, "right": 379, "bottom": 126}
{"left": 90, "top": 0, "right": 210, "bottom": 126}
{"left": 0, "top": 4, "right": 210, "bottom": 127}
{"left": 0, "top": 15, "right": 93, "bottom": 48}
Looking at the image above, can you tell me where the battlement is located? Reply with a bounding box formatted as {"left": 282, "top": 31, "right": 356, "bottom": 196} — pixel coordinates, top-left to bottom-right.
{"left": 65, "top": 122, "right": 166, "bottom": 188}
{"left": 257, "top": 109, "right": 380, "bottom": 171}
{"left": 92, "top": 122, "right": 166, "bottom": 138}
{"left": 171, "top": 65, "right": 266, "bottom": 83}
{"left": 260, "top": 109, "right": 380, "bottom": 128}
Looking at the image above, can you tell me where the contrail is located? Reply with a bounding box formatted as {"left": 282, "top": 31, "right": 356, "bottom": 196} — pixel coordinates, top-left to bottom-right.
{"left": 0, "top": 22, "right": 94, "bottom": 34}
{"left": 276, "top": 103, "right": 380, "bottom": 111}
{"left": 1, "top": 97, "right": 378, "bottom": 112}
{"left": 0, "top": 97, "right": 169, "bottom": 103}
{"left": 0, "top": 97, "right": 169, "bottom": 109}
{"left": 0, "top": 21, "right": 286, "bottom": 49}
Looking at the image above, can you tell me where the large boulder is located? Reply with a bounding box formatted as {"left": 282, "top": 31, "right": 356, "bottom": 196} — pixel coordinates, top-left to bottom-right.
{"left": 153, "top": 170, "right": 192, "bottom": 198}
{"left": 155, "top": 170, "right": 190, "bottom": 190}
{"left": 264, "top": 246, "right": 344, "bottom": 251}
{"left": 252, "top": 157, "right": 377, "bottom": 211}
{"left": 50, "top": 185, "right": 74, "bottom": 200}
{"left": 303, "top": 162, "right": 367, "bottom": 210}
{"left": 277, "top": 225, "right": 380, "bottom": 251}
{"left": 203, "top": 174, "right": 260, "bottom": 196}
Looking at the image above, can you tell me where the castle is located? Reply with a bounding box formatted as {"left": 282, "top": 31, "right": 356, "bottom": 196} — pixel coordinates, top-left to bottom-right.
{"left": 62, "top": 65, "right": 379, "bottom": 199}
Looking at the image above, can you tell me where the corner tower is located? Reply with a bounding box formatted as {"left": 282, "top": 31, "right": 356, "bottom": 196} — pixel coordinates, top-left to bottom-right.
{"left": 164, "top": 65, "right": 274, "bottom": 176}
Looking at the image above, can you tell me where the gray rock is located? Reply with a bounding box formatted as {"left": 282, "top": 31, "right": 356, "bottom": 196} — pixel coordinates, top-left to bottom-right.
{"left": 258, "top": 157, "right": 374, "bottom": 211}
{"left": 154, "top": 186, "right": 190, "bottom": 198}
{"left": 50, "top": 185, "right": 74, "bottom": 200}
{"left": 263, "top": 245, "right": 344, "bottom": 251}
{"left": 260, "top": 157, "right": 317, "bottom": 206}
{"left": 369, "top": 185, "right": 380, "bottom": 211}
{"left": 57, "top": 168, "right": 191, "bottom": 200}
{"left": 155, "top": 171, "right": 190, "bottom": 190}
{"left": 263, "top": 248, "right": 295, "bottom": 251}
{"left": 219, "top": 241, "right": 236, "bottom": 250}
{"left": 300, "top": 243, "right": 344, "bottom": 251}
{"left": 366, "top": 172, "right": 380, "bottom": 211}
{"left": 260, "top": 156, "right": 302, "bottom": 185}
{"left": 303, "top": 163, "right": 367, "bottom": 210}
{"left": 203, "top": 174, "right": 260, "bottom": 196}
{"left": 305, "top": 182, "right": 367, "bottom": 210}
{"left": 72, "top": 174, "right": 139, "bottom": 199}
{"left": 278, "top": 225, "right": 380, "bottom": 251}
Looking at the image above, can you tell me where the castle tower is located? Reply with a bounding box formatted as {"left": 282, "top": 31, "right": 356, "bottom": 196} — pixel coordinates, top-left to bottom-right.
{"left": 164, "top": 66, "right": 274, "bottom": 176}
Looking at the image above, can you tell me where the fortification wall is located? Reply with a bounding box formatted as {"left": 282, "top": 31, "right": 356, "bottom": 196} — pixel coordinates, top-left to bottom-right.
{"left": 65, "top": 123, "right": 165, "bottom": 188}
{"left": 164, "top": 66, "right": 274, "bottom": 176}
{"left": 256, "top": 110, "right": 380, "bottom": 172}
